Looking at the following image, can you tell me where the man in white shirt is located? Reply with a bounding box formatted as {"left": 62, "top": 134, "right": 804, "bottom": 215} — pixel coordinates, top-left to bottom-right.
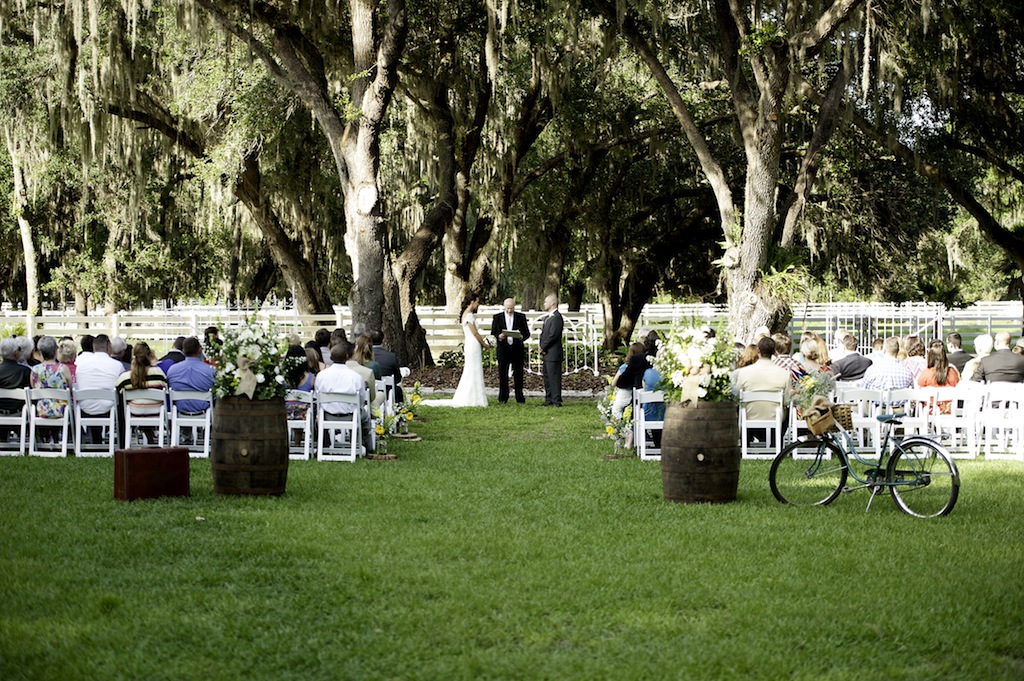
{"left": 75, "top": 334, "right": 127, "bottom": 417}
{"left": 316, "top": 341, "right": 371, "bottom": 451}
{"left": 75, "top": 334, "right": 128, "bottom": 444}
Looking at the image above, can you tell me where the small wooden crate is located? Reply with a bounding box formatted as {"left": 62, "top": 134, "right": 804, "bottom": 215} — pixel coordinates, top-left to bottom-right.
{"left": 114, "top": 447, "right": 190, "bottom": 501}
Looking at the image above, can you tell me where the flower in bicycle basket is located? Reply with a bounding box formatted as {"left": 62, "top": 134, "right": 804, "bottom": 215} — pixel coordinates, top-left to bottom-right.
{"left": 792, "top": 370, "right": 836, "bottom": 411}
{"left": 650, "top": 326, "right": 734, "bottom": 404}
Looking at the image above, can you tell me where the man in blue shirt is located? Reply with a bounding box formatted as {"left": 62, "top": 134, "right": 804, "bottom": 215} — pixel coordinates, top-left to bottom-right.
{"left": 167, "top": 337, "right": 215, "bottom": 413}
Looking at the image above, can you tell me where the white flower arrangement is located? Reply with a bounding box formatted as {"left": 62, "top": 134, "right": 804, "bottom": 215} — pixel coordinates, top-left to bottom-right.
{"left": 651, "top": 326, "right": 735, "bottom": 404}
{"left": 209, "top": 319, "right": 301, "bottom": 401}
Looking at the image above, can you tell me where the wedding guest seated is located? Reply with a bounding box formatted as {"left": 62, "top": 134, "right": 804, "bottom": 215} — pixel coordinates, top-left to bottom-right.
{"left": 110, "top": 337, "right": 131, "bottom": 371}
{"left": 327, "top": 328, "right": 348, "bottom": 367}
{"left": 917, "top": 340, "right": 961, "bottom": 415}
{"left": 946, "top": 332, "right": 973, "bottom": 374}
{"left": 203, "top": 326, "right": 221, "bottom": 362}
{"left": 316, "top": 341, "right": 372, "bottom": 453}
{"left": 29, "top": 336, "right": 73, "bottom": 422}
{"left": 798, "top": 338, "right": 830, "bottom": 374}
{"left": 347, "top": 336, "right": 383, "bottom": 409}
{"left": 314, "top": 328, "right": 332, "bottom": 367}
{"left": 56, "top": 339, "right": 78, "bottom": 383}
{"left": 903, "top": 336, "right": 927, "bottom": 382}
{"left": 116, "top": 342, "right": 169, "bottom": 444}
{"left": 832, "top": 334, "right": 872, "bottom": 382}
{"left": 17, "top": 336, "right": 36, "bottom": 367}
{"left": 862, "top": 337, "right": 913, "bottom": 391}
{"left": 868, "top": 337, "right": 885, "bottom": 362}
{"left": 166, "top": 337, "right": 215, "bottom": 413}
{"left": 284, "top": 345, "right": 316, "bottom": 442}
{"left": 75, "top": 334, "right": 126, "bottom": 440}
{"left": 771, "top": 333, "right": 808, "bottom": 383}
{"left": 304, "top": 341, "right": 326, "bottom": 371}
{"left": 157, "top": 337, "right": 186, "bottom": 374}
{"left": 641, "top": 331, "right": 665, "bottom": 447}
{"left": 370, "top": 330, "right": 403, "bottom": 402}
{"left": 1, "top": 337, "right": 32, "bottom": 441}
{"left": 732, "top": 336, "right": 791, "bottom": 443}
{"left": 353, "top": 335, "right": 382, "bottom": 380}
{"left": 612, "top": 342, "right": 646, "bottom": 418}
{"left": 960, "top": 334, "right": 992, "bottom": 382}
{"left": 971, "top": 331, "right": 1024, "bottom": 383}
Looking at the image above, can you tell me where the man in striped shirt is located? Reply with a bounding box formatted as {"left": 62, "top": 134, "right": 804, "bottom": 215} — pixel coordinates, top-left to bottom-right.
{"left": 771, "top": 333, "right": 807, "bottom": 383}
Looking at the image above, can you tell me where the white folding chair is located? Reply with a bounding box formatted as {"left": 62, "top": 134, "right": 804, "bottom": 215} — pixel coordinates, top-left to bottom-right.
{"left": 27, "top": 388, "right": 72, "bottom": 457}
{"left": 840, "top": 388, "right": 885, "bottom": 456}
{"left": 0, "top": 387, "right": 29, "bottom": 456}
{"left": 316, "top": 392, "right": 361, "bottom": 462}
{"left": 739, "top": 390, "right": 784, "bottom": 460}
{"left": 634, "top": 389, "right": 665, "bottom": 461}
{"left": 378, "top": 374, "right": 397, "bottom": 417}
{"left": 977, "top": 383, "right": 1024, "bottom": 461}
{"left": 285, "top": 389, "right": 315, "bottom": 461}
{"left": 122, "top": 388, "right": 168, "bottom": 447}
{"left": 73, "top": 388, "right": 118, "bottom": 457}
{"left": 927, "top": 385, "right": 977, "bottom": 458}
{"left": 887, "top": 388, "right": 929, "bottom": 437}
{"left": 169, "top": 389, "right": 213, "bottom": 458}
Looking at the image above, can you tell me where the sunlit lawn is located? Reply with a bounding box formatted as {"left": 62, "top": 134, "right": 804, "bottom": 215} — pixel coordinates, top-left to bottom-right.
{"left": 1, "top": 398, "right": 1022, "bottom": 680}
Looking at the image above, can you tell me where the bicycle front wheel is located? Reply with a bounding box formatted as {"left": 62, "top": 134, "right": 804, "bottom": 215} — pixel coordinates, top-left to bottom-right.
{"left": 887, "top": 439, "right": 960, "bottom": 518}
{"left": 770, "top": 436, "right": 848, "bottom": 507}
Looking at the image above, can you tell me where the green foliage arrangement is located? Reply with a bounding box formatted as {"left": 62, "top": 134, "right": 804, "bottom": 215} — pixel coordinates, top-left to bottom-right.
{"left": 437, "top": 349, "right": 464, "bottom": 368}
{"left": 651, "top": 326, "right": 735, "bottom": 403}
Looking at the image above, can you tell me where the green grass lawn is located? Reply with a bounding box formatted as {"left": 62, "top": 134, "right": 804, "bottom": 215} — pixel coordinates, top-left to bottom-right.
{"left": 2, "top": 399, "right": 1023, "bottom": 680}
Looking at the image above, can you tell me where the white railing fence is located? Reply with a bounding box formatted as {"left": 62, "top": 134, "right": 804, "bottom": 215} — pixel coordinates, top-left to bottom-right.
{"left": 2, "top": 301, "right": 1021, "bottom": 373}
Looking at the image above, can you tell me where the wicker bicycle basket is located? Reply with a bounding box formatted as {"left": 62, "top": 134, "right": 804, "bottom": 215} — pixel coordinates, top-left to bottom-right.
{"left": 804, "top": 408, "right": 835, "bottom": 435}
{"left": 832, "top": 404, "right": 854, "bottom": 432}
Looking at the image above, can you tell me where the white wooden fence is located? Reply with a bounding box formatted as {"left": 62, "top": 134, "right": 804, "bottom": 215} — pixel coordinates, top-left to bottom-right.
{"left": 2, "top": 301, "right": 1021, "bottom": 369}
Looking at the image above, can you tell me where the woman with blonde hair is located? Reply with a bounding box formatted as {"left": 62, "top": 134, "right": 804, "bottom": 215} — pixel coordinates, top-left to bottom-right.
{"left": 56, "top": 338, "right": 78, "bottom": 383}
{"left": 353, "top": 334, "right": 382, "bottom": 379}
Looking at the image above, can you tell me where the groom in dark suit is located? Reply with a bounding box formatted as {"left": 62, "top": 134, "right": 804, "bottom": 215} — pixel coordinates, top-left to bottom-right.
{"left": 491, "top": 297, "right": 531, "bottom": 403}
{"left": 539, "top": 294, "right": 564, "bottom": 406}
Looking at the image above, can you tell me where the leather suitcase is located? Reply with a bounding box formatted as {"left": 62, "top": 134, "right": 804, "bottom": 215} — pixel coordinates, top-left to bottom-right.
{"left": 114, "top": 447, "right": 190, "bottom": 501}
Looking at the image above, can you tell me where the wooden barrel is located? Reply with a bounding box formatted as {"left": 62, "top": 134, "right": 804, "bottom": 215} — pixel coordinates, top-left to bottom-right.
{"left": 211, "top": 396, "right": 289, "bottom": 496}
{"left": 661, "top": 401, "right": 741, "bottom": 504}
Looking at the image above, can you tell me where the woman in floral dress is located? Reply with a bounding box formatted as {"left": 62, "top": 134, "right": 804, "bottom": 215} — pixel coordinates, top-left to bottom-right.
{"left": 29, "top": 336, "right": 73, "bottom": 427}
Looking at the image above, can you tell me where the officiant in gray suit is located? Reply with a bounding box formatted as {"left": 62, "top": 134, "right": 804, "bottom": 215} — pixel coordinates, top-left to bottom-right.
{"left": 539, "top": 294, "right": 564, "bottom": 407}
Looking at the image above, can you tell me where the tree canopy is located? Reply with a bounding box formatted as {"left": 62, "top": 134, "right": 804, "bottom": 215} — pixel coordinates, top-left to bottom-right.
{"left": 1, "top": 0, "right": 1021, "bottom": 356}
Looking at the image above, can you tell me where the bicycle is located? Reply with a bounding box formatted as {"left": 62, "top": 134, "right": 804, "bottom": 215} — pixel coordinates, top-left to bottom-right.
{"left": 769, "top": 409, "right": 961, "bottom": 518}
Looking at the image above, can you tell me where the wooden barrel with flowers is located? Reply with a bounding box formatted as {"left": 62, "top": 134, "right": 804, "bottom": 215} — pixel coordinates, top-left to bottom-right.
{"left": 208, "top": 321, "right": 294, "bottom": 496}
{"left": 652, "top": 327, "right": 741, "bottom": 504}
{"left": 211, "top": 396, "right": 289, "bottom": 495}
{"left": 660, "top": 401, "right": 741, "bottom": 503}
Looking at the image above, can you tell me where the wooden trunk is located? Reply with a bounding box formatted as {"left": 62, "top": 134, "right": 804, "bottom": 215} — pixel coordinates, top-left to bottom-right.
{"left": 211, "top": 397, "right": 289, "bottom": 496}
{"left": 661, "top": 401, "right": 741, "bottom": 504}
{"left": 114, "top": 447, "right": 190, "bottom": 501}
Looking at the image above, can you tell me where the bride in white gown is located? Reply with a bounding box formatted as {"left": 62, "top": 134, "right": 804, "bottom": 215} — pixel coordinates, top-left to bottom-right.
{"left": 450, "top": 296, "right": 490, "bottom": 407}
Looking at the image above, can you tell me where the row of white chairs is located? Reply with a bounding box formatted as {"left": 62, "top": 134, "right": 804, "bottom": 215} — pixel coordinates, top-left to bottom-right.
{"left": 738, "top": 382, "right": 1024, "bottom": 461}
{"left": 0, "top": 375, "right": 400, "bottom": 464}
{"left": 0, "top": 386, "right": 213, "bottom": 459}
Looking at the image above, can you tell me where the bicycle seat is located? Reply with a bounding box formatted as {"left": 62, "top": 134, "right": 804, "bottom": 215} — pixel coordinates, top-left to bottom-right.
{"left": 876, "top": 413, "right": 902, "bottom": 424}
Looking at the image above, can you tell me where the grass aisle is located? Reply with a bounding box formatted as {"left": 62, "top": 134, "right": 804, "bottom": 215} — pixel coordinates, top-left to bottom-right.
{"left": 2, "top": 399, "right": 1023, "bottom": 680}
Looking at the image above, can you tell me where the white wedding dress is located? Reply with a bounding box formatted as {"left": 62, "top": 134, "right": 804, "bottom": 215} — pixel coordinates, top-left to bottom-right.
{"left": 450, "top": 312, "right": 489, "bottom": 407}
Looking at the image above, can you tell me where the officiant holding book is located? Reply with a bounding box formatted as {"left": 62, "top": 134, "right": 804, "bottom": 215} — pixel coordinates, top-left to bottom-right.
{"left": 491, "top": 297, "right": 531, "bottom": 403}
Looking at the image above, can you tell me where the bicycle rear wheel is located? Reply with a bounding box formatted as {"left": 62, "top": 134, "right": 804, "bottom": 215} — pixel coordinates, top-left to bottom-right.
{"left": 770, "top": 436, "right": 848, "bottom": 506}
{"left": 887, "top": 439, "right": 960, "bottom": 517}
